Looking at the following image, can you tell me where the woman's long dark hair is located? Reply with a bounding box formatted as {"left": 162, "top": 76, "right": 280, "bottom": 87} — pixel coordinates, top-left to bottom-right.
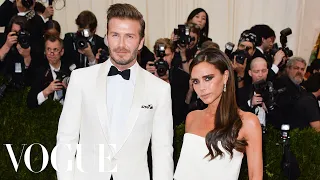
{"left": 189, "top": 48, "right": 248, "bottom": 160}
{"left": 187, "top": 8, "right": 209, "bottom": 41}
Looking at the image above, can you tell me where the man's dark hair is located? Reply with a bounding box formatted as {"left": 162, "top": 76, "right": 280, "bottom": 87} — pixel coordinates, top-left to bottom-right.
{"left": 34, "top": 2, "right": 46, "bottom": 14}
{"left": 45, "top": 35, "right": 64, "bottom": 49}
{"left": 107, "top": 3, "right": 145, "bottom": 39}
{"left": 75, "top": 10, "right": 98, "bottom": 32}
{"left": 250, "top": 24, "right": 275, "bottom": 46}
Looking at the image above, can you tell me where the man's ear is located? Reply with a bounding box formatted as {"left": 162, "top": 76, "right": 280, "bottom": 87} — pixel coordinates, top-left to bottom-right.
{"left": 138, "top": 37, "right": 145, "bottom": 51}
{"left": 60, "top": 48, "right": 64, "bottom": 56}
{"left": 248, "top": 70, "right": 252, "bottom": 77}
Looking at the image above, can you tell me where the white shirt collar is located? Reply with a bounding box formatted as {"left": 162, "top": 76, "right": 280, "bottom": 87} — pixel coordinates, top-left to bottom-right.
{"left": 106, "top": 59, "right": 138, "bottom": 85}
{"left": 256, "top": 47, "right": 264, "bottom": 54}
{"left": 17, "top": 10, "right": 31, "bottom": 17}
{"left": 49, "top": 63, "right": 61, "bottom": 73}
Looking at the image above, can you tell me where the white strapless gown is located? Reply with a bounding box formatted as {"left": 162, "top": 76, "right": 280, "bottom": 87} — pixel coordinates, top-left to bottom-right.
{"left": 174, "top": 133, "right": 243, "bottom": 180}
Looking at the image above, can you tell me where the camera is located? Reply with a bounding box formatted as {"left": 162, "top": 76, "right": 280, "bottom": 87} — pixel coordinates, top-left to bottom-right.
{"left": 271, "top": 28, "right": 293, "bottom": 58}
{"left": 154, "top": 44, "right": 169, "bottom": 77}
{"left": 230, "top": 47, "right": 250, "bottom": 65}
{"left": 74, "top": 29, "right": 90, "bottom": 50}
{"left": 12, "top": 30, "right": 30, "bottom": 49}
{"left": 224, "top": 42, "right": 235, "bottom": 58}
{"left": 174, "top": 25, "right": 195, "bottom": 46}
{"left": 54, "top": 70, "right": 70, "bottom": 88}
{"left": 253, "top": 80, "right": 286, "bottom": 110}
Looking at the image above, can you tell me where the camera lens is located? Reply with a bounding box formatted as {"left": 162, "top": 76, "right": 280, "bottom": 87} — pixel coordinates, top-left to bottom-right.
{"left": 155, "top": 59, "right": 169, "bottom": 77}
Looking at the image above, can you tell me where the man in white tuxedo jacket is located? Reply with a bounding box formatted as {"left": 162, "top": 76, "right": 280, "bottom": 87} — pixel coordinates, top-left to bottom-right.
{"left": 55, "top": 3, "right": 174, "bottom": 180}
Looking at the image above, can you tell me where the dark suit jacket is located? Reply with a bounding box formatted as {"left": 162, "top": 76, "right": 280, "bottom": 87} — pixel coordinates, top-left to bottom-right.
{"left": 27, "top": 13, "right": 46, "bottom": 68}
{"left": 170, "top": 67, "right": 190, "bottom": 127}
{"left": 27, "top": 60, "right": 70, "bottom": 108}
{"left": 63, "top": 33, "right": 107, "bottom": 69}
{"left": 138, "top": 45, "right": 155, "bottom": 69}
{"left": 0, "top": 47, "right": 34, "bottom": 87}
{"left": 0, "top": 0, "right": 18, "bottom": 26}
{"left": 268, "top": 76, "right": 306, "bottom": 129}
{"left": 237, "top": 84, "right": 254, "bottom": 113}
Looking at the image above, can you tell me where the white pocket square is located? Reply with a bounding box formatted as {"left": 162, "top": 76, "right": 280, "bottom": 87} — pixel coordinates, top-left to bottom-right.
{"left": 141, "top": 104, "right": 153, "bottom": 109}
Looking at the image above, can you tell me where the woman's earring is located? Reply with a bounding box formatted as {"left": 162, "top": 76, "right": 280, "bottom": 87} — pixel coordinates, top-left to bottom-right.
{"left": 223, "top": 83, "right": 226, "bottom": 92}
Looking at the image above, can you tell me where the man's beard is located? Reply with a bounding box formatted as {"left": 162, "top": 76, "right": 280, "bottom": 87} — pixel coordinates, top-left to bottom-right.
{"left": 290, "top": 72, "right": 303, "bottom": 85}
{"left": 109, "top": 47, "right": 139, "bottom": 66}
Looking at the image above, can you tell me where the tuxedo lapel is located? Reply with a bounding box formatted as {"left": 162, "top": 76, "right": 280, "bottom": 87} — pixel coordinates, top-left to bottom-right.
{"left": 96, "top": 61, "right": 111, "bottom": 142}
{"left": 115, "top": 66, "right": 145, "bottom": 154}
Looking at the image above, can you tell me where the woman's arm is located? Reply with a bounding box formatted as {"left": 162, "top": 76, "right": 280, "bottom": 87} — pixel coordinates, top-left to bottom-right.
{"left": 241, "top": 112, "right": 263, "bottom": 180}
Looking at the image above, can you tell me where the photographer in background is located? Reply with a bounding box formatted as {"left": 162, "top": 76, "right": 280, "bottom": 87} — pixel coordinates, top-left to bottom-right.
{"left": 146, "top": 38, "right": 190, "bottom": 127}
{"left": 231, "top": 30, "right": 256, "bottom": 88}
{"left": 27, "top": 35, "right": 70, "bottom": 108}
{"left": 0, "top": 0, "right": 47, "bottom": 68}
{"left": 63, "top": 10, "right": 108, "bottom": 70}
{"left": 236, "top": 57, "right": 270, "bottom": 127}
{"left": 0, "top": 15, "right": 33, "bottom": 87}
{"left": 250, "top": 24, "right": 286, "bottom": 81}
{"left": 172, "top": 23, "right": 201, "bottom": 74}
{"left": 186, "top": 8, "right": 211, "bottom": 46}
{"left": 270, "top": 57, "right": 320, "bottom": 131}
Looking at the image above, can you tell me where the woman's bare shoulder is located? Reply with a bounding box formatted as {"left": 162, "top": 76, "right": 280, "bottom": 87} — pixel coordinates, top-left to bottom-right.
{"left": 238, "top": 110, "right": 262, "bottom": 137}
{"left": 185, "top": 110, "right": 203, "bottom": 132}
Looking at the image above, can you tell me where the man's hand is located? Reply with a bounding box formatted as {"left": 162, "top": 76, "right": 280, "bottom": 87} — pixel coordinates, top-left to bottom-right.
{"left": 78, "top": 42, "right": 96, "bottom": 62}
{"left": 273, "top": 50, "right": 285, "bottom": 66}
{"left": 4, "top": 32, "right": 18, "bottom": 49}
{"left": 178, "top": 44, "right": 188, "bottom": 63}
{"left": 95, "top": 48, "right": 103, "bottom": 61}
{"left": 146, "top": 61, "right": 156, "bottom": 74}
{"left": 16, "top": 44, "right": 32, "bottom": 67}
{"left": 232, "top": 56, "right": 247, "bottom": 77}
{"left": 43, "top": 5, "right": 54, "bottom": 19}
{"left": 170, "top": 32, "right": 179, "bottom": 42}
{"left": 17, "top": 44, "right": 31, "bottom": 58}
{"left": 43, "top": 80, "right": 64, "bottom": 98}
{"left": 251, "top": 93, "right": 264, "bottom": 107}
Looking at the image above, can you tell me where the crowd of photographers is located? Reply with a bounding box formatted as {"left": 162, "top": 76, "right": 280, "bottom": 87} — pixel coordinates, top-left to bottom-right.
{"left": 0, "top": 1, "right": 320, "bottom": 134}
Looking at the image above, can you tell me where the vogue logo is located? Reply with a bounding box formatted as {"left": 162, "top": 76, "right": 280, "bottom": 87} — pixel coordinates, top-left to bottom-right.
{"left": 4, "top": 143, "right": 117, "bottom": 173}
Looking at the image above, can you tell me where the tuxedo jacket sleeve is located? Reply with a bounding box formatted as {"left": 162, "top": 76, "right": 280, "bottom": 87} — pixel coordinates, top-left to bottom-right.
{"left": 151, "top": 80, "right": 174, "bottom": 180}
{"left": 56, "top": 70, "right": 82, "bottom": 179}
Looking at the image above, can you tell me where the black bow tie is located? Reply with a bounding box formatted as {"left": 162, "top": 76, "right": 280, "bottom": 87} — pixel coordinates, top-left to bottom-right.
{"left": 108, "top": 66, "right": 130, "bottom": 80}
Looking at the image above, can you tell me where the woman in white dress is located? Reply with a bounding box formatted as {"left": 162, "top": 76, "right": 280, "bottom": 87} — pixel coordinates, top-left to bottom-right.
{"left": 174, "top": 48, "right": 263, "bottom": 180}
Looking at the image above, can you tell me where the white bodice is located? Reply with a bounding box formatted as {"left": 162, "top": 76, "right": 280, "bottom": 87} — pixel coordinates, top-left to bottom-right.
{"left": 174, "top": 133, "right": 243, "bottom": 180}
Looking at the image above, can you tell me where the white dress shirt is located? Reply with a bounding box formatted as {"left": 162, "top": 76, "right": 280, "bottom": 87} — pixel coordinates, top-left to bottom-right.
{"left": 106, "top": 60, "right": 137, "bottom": 149}
{"left": 256, "top": 47, "right": 279, "bottom": 74}
{"left": 248, "top": 92, "right": 266, "bottom": 126}
{"left": 37, "top": 64, "right": 64, "bottom": 105}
